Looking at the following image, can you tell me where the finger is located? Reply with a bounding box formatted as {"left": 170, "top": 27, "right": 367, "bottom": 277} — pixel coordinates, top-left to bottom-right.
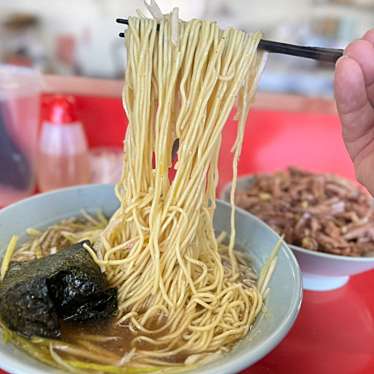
{"left": 334, "top": 56, "right": 374, "bottom": 146}
{"left": 335, "top": 56, "right": 367, "bottom": 116}
{"left": 354, "top": 154, "right": 374, "bottom": 196}
{"left": 360, "top": 31, "right": 374, "bottom": 106}
{"left": 363, "top": 29, "right": 374, "bottom": 45}
{"left": 345, "top": 39, "right": 374, "bottom": 86}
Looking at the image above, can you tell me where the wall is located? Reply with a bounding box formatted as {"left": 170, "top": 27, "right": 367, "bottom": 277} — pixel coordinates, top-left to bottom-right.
{"left": 208, "top": 0, "right": 372, "bottom": 43}
{"left": 0, "top": 0, "right": 207, "bottom": 77}
{"left": 0, "top": 0, "right": 372, "bottom": 90}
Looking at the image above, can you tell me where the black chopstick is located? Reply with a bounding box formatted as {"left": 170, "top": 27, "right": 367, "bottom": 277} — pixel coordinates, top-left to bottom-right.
{"left": 258, "top": 40, "right": 343, "bottom": 63}
{"left": 116, "top": 18, "right": 343, "bottom": 63}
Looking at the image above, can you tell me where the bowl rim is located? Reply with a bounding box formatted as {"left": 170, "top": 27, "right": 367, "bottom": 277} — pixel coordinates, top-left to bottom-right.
{"left": 221, "top": 175, "right": 374, "bottom": 263}
{"left": 289, "top": 243, "right": 374, "bottom": 262}
{"left": 0, "top": 183, "right": 113, "bottom": 214}
{"left": 0, "top": 184, "right": 303, "bottom": 374}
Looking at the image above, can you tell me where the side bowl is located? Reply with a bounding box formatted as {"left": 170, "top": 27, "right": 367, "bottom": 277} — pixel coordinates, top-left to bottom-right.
{"left": 221, "top": 176, "right": 374, "bottom": 291}
{"left": 0, "top": 184, "right": 302, "bottom": 374}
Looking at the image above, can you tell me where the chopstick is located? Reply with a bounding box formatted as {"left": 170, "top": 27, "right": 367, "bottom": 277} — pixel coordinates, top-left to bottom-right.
{"left": 116, "top": 18, "right": 343, "bottom": 63}
{"left": 258, "top": 40, "right": 343, "bottom": 63}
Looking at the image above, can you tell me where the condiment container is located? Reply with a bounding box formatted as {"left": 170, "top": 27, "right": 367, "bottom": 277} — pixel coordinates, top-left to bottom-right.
{"left": 37, "top": 95, "right": 90, "bottom": 192}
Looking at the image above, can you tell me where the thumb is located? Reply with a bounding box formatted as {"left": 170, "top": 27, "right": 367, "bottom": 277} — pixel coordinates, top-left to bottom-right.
{"left": 334, "top": 56, "right": 374, "bottom": 143}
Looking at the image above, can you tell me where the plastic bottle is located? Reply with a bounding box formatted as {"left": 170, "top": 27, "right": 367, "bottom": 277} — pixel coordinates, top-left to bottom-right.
{"left": 0, "top": 65, "right": 40, "bottom": 206}
{"left": 37, "top": 95, "right": 91, "bottom": 192}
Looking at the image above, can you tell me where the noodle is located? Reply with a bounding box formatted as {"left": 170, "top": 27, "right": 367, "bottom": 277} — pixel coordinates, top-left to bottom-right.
{"left": 11, "top": 213, "right": 107, "bottom": 263}
{"left": 0, "top": 235, "right": 18, "bottom": 281}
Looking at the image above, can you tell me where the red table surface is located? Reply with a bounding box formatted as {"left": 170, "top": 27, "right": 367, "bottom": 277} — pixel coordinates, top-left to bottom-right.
{"left": 1, "top": 94, "right": 374, "bottom": 374}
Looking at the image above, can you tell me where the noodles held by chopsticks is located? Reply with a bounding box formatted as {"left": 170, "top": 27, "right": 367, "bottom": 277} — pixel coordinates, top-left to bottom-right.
{"left": 96, "top": 3, "right": 267, "bottom": 365}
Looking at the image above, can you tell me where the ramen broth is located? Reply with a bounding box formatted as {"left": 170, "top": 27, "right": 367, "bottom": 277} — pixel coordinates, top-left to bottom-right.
{"left": 62, "top": 318, "right": 192, "bottom": 364}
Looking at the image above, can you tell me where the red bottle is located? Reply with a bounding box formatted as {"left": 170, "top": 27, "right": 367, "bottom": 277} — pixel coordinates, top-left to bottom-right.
{"left": 37, "top": 96, "right": 90, "bottom": 192}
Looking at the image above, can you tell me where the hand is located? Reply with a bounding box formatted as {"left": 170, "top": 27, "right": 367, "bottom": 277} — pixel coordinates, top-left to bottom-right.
{"left": 334, "top": 30, "right": 374, "bottom": 195}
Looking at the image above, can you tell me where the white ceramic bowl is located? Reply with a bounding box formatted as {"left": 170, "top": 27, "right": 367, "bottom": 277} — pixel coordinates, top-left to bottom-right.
{"left": 0, "top": 184, "right": 302, "bottom": 374}
{"left": 221, "top": 176, "right": 374, "bottom": 291}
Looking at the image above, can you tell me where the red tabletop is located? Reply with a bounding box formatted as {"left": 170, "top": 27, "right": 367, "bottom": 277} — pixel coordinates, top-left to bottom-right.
{"left": 1, "top": 95, "right": 373, "bottom": 373}
{"left": 246, "top": 271, "right": 374, "bottom": 374}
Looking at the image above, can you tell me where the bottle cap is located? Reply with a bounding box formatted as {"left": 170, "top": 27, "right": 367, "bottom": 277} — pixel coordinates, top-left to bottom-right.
{"left": 42, "top": 95, "right": 78, "bottom": 125}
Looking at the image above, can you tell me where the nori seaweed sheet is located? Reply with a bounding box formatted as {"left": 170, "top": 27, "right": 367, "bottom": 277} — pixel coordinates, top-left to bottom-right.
{"left": 0, "top": 241, "right": 117, "bottom": 338}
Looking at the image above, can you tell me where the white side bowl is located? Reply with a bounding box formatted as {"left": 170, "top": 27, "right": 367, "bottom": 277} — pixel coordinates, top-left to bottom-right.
{"left": 0, "top": 184, "right": 302, "bottom": 374}
{"left": 221, "top": 176, "right": 374, "bottom": 291}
